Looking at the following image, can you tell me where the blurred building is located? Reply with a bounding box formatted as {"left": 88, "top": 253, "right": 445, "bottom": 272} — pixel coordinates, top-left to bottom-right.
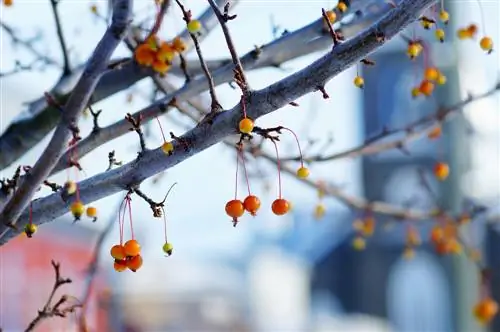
{"left": 0, "top": 220, "right": 111, "bottom": 331}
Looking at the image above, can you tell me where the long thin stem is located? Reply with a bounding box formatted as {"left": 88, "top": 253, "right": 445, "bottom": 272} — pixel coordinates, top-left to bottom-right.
{"left": 238, "top": 145, "right": 251, "bottom": 195}
{"left": 282, "top": 127, "right": 304, "bottom": 168}
{"left": 271, "top": 140, "right": 282, "bottom": 199}
{"left": 234, "top": 147, "right": 239, "bottom": 199}
{"left": 156, "top": 117, "right": 167, "bottom": 142}
{"left": 127, "top": 197, "right": 134, "bottom": 240}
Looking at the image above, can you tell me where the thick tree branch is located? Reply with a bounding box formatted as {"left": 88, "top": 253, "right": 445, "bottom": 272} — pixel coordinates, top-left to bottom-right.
{"left": 0, "top": 0, "right": 234, "bottom": 171}
{"left": 0, "top": 0, "right": 436, "bottom": 244}
{"left": 50, "top": 8, "right": 390, "bottom": 175}
{"left": 0, "top": 0, "right": 133, "bottom": 229}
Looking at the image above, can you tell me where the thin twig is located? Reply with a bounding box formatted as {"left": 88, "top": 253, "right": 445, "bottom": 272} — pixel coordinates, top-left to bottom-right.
{"left": 175, "top": 0, "right": 222, "bottom": 113}
{"left": 207, "top": 0, "right": 250, "bottom": 94}
{"left": 25, "top": 261, "right": 81, "bottom": 332}
{"left": 50, "top": 0, "right": 72, "bottom": 75}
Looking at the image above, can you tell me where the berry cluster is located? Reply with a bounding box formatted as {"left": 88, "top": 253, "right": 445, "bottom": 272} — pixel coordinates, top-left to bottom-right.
{"left": 134, "top": 35, "right": 187, "bottom": 74}
{"left": 351, "top": 214, "right": 376, "bottom": 251}
{"left": 225, "top": 101, "right": 310, "bottom": 225}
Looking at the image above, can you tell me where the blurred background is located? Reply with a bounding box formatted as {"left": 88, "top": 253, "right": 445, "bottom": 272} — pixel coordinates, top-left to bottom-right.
{"left": 1, "top": 0, "right": 499, "bottom": 331}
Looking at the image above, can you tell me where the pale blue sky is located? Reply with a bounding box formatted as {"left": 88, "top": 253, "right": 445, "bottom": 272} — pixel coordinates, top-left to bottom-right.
{"left": 1, "top": 0, "right": 499, "bottom": 279}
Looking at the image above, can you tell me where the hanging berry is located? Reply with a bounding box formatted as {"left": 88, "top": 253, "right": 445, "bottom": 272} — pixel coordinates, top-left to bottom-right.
{"left": 187, "top": 19, "right": 202, "bottom": 34}
{"left": 110, "top": 244, "right": 126, "bottom": 260}
{"left": 113, "top": 259, "right": 128, "bottom": 272}
{"left": 70, "top": 200, "right": 85, "bottom": 220}
{"left": 434, "top": 162, "right": 450, "bottom": 181}
{"left": 124, "top": 239, "right": 141, "bottom": 257}
{"left": 270, "top": 140, "right": 290, "bottom": 216}
{"left": 127, "top": 255, "right": 143, "bottom": 272}
{"left": 86, "top": 206, "right": 98, "bottom": 222}
{"left": 163, "top": 242, "right": 174, "bottom": 256}
{"left": 243, "top": 195, "right": 261, "bottom": 216}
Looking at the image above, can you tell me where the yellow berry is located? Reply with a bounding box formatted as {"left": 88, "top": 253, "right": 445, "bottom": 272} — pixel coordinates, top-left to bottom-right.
{"left": 407, "top": 43, "right": 422, "bottom": 59}
{"left": 64, "top": 181, "right": 77, "bottom": 195}
{"left": 162, "top": 242, "right": 173, "bottom": 256}
{"left": 70, "top": 200, "right": 85, "bottom": 219}
{"left": 439, "top": 10, "right": 449, "bottom": 24}
{"left": 314, "top": 203, "right": 326, "bottom": 220}
{"left": 296, "top": 167, "right": 310, "bottom": 179}
{"left": 420, "top": 20, "right": 433, "bottom": 30}
{"left": 436, "top": 73, "right": 447, "bottom": 85}
{"left": 353, "top": 76, "right": 364, "bottom": 88}
{"left": 337, "top": 1, "right": 347, "bottom": 12}
{"left": 239, "top": 118, "right": 254, "bottom": 134}
{"left": 411, "top": 87, "right": 421, "bottom": 98}
{"left": 435, "top": 29, "right": 445, "bottom": 42}
{"left": 434, "top": 162, "right": 449, "bottom": 181}
{"left": 480, "top": 36, "right": 493, "bottom": 52}
{"left": 352, "top": 236, "right": 366, "bottom": 251}
{"left": 187, "top": 20, "right": 202, "bottom": 34}
{"left": 161, "top": 141, "right": 174, "bottom": 154}
{"left": 24, "top": 223, "right": 37, "bottom": 238}
{"left": 86, "top": 206, "right": 97, "bottom": 218}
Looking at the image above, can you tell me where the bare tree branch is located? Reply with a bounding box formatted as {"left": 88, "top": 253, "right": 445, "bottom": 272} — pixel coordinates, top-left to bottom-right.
{"left": 0, "top": 0, "right": 437, "bottom": 244}
{"left": 0, "top": 0, "right": 235, "bottom": 171}
{"left": 0, "top": 0, "right": 393, "bottom": 171}
{"left": 0, "top": 0, "right": 133, "bottom": 230}
{"left": 50, "top": 8, "right": 392, "bottom": 175}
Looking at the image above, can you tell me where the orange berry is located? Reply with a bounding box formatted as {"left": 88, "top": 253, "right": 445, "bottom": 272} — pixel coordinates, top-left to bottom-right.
{"left": 243, "top": 195, "right": 261, "bottom": 216}
{"left": 4, "top": 0, "right": 13, "bottom": 6}
{"left": 157, "top": 42, "right": 175, "bottom": 62}
{"left": 134, "top": 44, "right": 155, "bottom": 66}
{"left": 474, "top": 298, "right": 498, "bottom": 325}
{"left": 110, "top": 244, "right": 126, "bottom": 260}
{"left": 324, "top": 10, "right": 336, "bottom": 23}
{"left": 172, "top": 37, "right": 186, "bottom": 53}
{"left": 419, "top": 80, "right": 435, "bottom": 96}
{"left": 361, "top": 217, "right": 375, "bottom": 237}
{"left": 161, "top": 141, "right": 174, "bottom": 154}
{"left": 113, "top": 259, "right": 127, "bottom": 272}
{"left": 480, "top": 36, "right": 493, "bottom": 52}
{"left": 127, "top": 255, "right": 143, "bottom": 272}
{"left": 427, "top": 125, "right": 442, "bottom": 140}
{"left": 337, "top": 1, "right": 347, "bottom": 12}
{"left": 429, "top": 225, "right": 444, "bottom": 244}
{"left": 86, "top": 206, "right": 97, "bottom": 218}
{"left": 424, "top": 67, "right": 440, "bottom": 81}
{"left": 457, "top": 29, "right": 472, "bottom": 40}
{"left": 123, "top": 239, "right": 141, "bottom": 257}
{"left": 225, "top": 199, "right": 245, "bottom": 219}
{"left": 434, "top": 162, "right": 449, "bottom": 181}
{"left": 239, "top": 118, "right": 254, "bottom": 134}
{"left": 152, "top": 60, "right": 170, "bottom": 74}
{"left": 271, "top": 198, "right": 290, "bottom": 216}
{"left": 467, "top": 24, "right": 478, "bottom": 36}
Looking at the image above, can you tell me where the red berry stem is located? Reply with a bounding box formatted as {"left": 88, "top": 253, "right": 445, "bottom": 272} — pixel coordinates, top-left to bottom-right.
{"left": 271, "top": 140, "right": 283, "bottom": 199}
{"left": 237, "top": 144, "right": 252, "bottom": 195}
{"left": 126, "top": 196, "right": 135, "bottom": 240}
{"left": 156, "top": 116, "right": 167, "bottom": 142}
{"left": 234, "top": 147, "right": 240, "bottom": 200}
{"left": 282, "top": 127, "right": 305, "bottom": 168}
{"left": 29, "top": 202, "right": 33, "bottom": 226}
{"left": 421, "top": 40, "right": 431, "bottom": 70}
{"left": 118, "top": 196, "right": 127, "bottom": 245}
{"left": 161, "top": 207, "right": 168, "bottom": 243}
